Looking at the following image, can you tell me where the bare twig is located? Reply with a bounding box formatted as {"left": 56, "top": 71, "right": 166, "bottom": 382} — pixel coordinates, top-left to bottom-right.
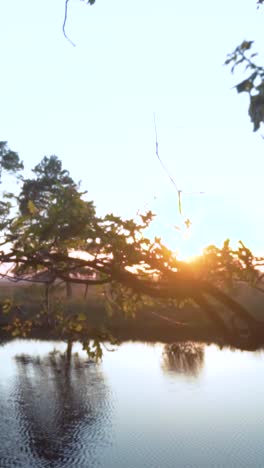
{"left": 63, "top": 0, "right": 76, "bottom": 47}
{"left": 153, "top": 113, "right": 183, "bottom": 213}
{"left": 153, "top": 114, "right": 204, "bottom": 216}
{"left": 149, "top": 310, "right": 189, "bottom": 327}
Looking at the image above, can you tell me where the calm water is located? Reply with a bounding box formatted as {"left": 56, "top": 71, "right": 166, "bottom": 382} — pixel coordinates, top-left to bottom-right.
{"left": 0, "top": 340, "right": 264, "bottom": 468}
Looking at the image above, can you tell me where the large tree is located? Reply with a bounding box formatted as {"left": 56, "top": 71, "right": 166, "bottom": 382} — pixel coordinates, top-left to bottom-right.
{"left": 1, "top": 153, "right": 263, "bottom": 348}
{"left": 7, "top": 156, "right": 98, "bottom": 299}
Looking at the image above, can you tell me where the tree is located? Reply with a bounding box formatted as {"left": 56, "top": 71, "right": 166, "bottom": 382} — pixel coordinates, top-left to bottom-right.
{"left": 18, "top": 155, "right": 77, "bottom": 216}
{"left": 1, "top": 148, "right": 264, "bottom": 354}
{"left": 7, "top": 156, "right": 98, "bottom": 299}
{"left": 0, "top": 142, "right": 23, "bottom": 177}
{"left": 0, "top": 142, "right": 23, "bottom": 235}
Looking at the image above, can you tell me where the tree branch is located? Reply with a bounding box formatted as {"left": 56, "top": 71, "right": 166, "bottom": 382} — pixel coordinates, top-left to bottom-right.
{"left": 62, "top": 0, "right": 76, "bottom": 47}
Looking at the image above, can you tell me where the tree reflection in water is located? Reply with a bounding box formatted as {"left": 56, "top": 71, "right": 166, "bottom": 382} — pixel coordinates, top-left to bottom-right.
{"left": 12, "top": 349, "right": 112, "bottom": 467}
{"left": 162, "top": 342, "right": 205, "bottom": 377}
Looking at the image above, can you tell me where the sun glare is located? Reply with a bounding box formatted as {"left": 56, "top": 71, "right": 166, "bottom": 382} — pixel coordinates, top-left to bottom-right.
{"left": 171, "top": 234, "right": 209, "bottom": 262}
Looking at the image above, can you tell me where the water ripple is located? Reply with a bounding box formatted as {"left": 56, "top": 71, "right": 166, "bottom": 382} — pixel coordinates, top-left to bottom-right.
{"left": 1, "top": 341, "right": 264, "bottom": 467}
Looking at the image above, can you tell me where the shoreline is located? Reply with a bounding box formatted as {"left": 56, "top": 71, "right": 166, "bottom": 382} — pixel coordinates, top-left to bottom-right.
{"left": 1, "top": 283, "right": 264, "bottom": 351}
{"left": 1, "top": 318, "right": 264, "bottom": 352}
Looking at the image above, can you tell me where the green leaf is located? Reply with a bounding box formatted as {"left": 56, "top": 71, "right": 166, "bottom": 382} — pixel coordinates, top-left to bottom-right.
{"left": 236, "top": 79, "right": 254, "bottom": 93}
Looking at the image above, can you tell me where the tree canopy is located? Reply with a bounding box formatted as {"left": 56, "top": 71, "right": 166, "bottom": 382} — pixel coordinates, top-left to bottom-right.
{"left": 2, "top": 0, "right": 264, "bottom": 355}
{"left": 0, "top": 148, "right": 264, "bottom": 353}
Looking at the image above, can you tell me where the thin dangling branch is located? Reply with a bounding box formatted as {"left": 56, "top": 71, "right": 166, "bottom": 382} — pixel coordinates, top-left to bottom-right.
{"left": 153, "top": 113, "right": 183, "bottom": 214}
{"left": 62, "top": 0, "right": 76, "bottom": 47}
{"left": 153, "top": 113, "right": 204, "bottom": 217}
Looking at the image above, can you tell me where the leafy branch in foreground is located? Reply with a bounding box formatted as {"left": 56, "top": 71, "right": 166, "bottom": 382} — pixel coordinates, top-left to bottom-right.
{"left": 3, "top": 232, "right": 264, "bottom": 342}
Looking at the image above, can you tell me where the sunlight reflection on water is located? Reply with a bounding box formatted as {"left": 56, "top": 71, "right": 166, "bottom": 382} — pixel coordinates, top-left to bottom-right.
{"left": 0, "top": 340, "right": 264, "bottom": 467}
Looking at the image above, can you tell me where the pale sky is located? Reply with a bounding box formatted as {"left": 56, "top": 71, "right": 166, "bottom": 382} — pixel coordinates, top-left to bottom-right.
{"left": 1, "top": 0, "right": 264, "bottom": 258}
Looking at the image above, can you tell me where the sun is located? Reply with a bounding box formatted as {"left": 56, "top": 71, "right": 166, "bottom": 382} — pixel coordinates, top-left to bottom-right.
{"left": 170, "top": 232, "right": 209, "bottom": 262}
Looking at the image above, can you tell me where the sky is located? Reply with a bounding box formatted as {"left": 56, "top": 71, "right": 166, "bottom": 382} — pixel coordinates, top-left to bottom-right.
{"left": 1, "top": 0, "right": 264, "bottom": 258}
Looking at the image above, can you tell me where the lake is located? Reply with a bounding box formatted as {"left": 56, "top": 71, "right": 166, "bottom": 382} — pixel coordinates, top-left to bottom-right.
{"left": 0, "top": 339, "right": 264, "bottom": 467}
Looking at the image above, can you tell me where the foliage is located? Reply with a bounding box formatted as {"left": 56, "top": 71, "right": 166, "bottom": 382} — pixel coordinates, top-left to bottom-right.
{"left": 225, "top": 2, "right": 264, "bottom": 132}
{"left": 0, "top": 142, "right": 23, "bottom": 178}
{"left": 18, "top": 155, "right": 76, "bottom": 216}
{"left": 0, "top": 147, "right": 263, "bottom": 353}
{"left": 225, "top": 40, "right": 264, "bottom": 132}
{"left": 189, "top": 239, "right": 263, "bottom": 290}
{"left": 7, "top": 156, "right": 97, "bottom": 277}
{"left": 0, "top": 142, "right": 23, "bottom": 232}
